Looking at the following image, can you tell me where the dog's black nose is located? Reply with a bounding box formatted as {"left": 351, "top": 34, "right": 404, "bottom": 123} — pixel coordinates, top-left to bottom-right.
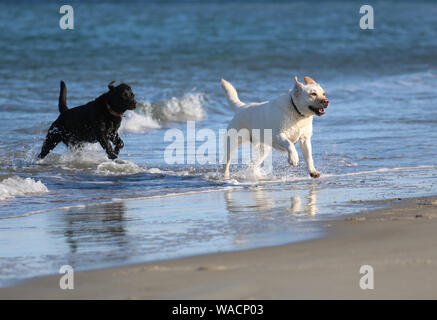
{"left": 321, "top": 99, "right": 329, "bottom": 107}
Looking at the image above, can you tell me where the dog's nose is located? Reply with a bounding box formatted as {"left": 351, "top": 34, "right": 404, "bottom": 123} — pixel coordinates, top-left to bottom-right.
{"left": 322, "top": 99, "right": 329, "bottom": 106}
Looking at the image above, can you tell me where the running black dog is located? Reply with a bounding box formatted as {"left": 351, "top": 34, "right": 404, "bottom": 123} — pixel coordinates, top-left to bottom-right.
{"left": 38, "top": 81, "right": 136, "bottom": 160}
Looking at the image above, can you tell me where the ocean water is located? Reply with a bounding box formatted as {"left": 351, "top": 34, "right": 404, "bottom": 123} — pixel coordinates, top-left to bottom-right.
{"left": 0, "top": 1, "right": 436, "bottom": 285}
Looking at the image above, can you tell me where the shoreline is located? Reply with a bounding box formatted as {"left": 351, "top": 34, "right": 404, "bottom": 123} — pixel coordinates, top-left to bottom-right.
{"left": 1, "top": 195, "right": 437, "bottom": 299}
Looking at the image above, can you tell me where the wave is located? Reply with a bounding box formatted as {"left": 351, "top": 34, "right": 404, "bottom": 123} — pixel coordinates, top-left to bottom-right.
{"left": 149, "top": 92, "right": 207, "bottom": 122}
{"left": 120, "top": 91, "right": 207, "bottom": 133}
{"left": 0, "top": 176, "right": 48, "bottom": 201}
{"left": 96, "top": 159, "right": 144, "bottom": 175}
{"left": 204, "top": 164, "right": 437, "bottom": 185}
{"left": 119, "top": 111, "right": 161, "bottom": 133}
{"left": 264, "top": 164, "right": 437, "bottom": 183}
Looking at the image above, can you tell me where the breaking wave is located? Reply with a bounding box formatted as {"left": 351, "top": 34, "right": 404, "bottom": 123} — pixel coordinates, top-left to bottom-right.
{"left": 96, "top": 159, "right": 144, "bottom": 175}
{"left": 121, "top": 91, "right": 207, "bottom": 133}
{"left": 0, "top": 176, "right": 48, "bottom": 201}
{"left": 120, "top": 111, "right": 161, "bottom": 133}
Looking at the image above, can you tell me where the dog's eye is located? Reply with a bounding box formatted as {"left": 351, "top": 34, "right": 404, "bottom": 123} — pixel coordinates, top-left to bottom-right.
{"left": 311, "top": 92, "right": 317, "bottom": 96}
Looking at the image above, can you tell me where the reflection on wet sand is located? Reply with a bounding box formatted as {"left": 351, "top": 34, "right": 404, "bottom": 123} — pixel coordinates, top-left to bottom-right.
{"left": 290, "top": 187, "right": 318, "bottom": 216}
{"left": 224, "top": 188, "right": 274, "bottom": 213}
{"left": 224, "top": 186, "right": 319, "bottom": 246}
{"left": 225, "top": 186, "right": 318, "bottom": 216}
{"left": 57, "top": 202, "right": 128, "bottom": 255}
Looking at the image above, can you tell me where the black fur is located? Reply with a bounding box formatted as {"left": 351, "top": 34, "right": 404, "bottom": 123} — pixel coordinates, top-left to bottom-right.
{"left": 38, "top": 81, "right": 136, "bottom": 160}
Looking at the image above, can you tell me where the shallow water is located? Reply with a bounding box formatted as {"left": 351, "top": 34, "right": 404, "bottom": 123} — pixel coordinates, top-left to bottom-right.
{"left": 0, "top": 1, "right": 436, "bottom": 285}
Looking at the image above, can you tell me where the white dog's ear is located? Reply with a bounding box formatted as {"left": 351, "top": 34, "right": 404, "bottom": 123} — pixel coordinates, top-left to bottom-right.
{"left": 293, "top": 76, "right": 304, "bottom": 95}
{"left": 304, "top": 76, "right": 316, "bottom": 85}
{"left": 294, "top": 76, "right": 304, "bottom": 87}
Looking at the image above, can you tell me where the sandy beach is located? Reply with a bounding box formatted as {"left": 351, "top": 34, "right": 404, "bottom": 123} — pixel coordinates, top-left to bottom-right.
{"left": 1, "top": 195, "right": 436, "bottom": 300}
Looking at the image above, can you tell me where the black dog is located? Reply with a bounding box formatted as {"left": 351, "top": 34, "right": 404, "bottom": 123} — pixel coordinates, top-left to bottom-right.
{"left": 38, "top": 81, "right": 136, "bottom": 160}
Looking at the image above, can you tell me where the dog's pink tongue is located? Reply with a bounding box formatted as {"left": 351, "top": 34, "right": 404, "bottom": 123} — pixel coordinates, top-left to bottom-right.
{"left": 319, "top": 108, "right": 324, "bottom": 113}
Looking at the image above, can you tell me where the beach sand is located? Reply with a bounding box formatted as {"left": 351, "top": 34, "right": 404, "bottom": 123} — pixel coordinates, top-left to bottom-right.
{"left": 1, "top": 196, "right": 436, "bottom": 300}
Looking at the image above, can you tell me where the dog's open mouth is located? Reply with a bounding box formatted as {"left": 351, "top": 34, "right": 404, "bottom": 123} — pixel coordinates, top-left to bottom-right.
{"left": 309, "top": 106, "right": 326, "bottom": 116}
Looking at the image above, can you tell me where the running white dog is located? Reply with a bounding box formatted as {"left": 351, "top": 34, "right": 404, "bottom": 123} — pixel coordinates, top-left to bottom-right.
{"left": 221, "top": 76, "right": 329, "bottom": 179}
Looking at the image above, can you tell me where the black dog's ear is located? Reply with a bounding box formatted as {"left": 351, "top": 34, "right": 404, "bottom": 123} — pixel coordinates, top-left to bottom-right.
{"left": 108, "top": 81, "right": 116, "bottom": 90}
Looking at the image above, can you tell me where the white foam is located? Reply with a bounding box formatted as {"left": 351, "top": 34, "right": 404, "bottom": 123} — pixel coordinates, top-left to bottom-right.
{"left": 321, "top": 165, "right": 437, "bottom": 178}
{"left": 120, "top": 110, "right": 161, "bottom": 133}
{"left": 37, "top": 144, "right": 108, "bottom": 168}
{"left": 37, "top": 145, "right": 145, "bottom": 175}
{"left": 136, "top": 91, "right": 207, "bottom": 123}
{"left": 96, "top": 159, "right": 144, "bottom": 175}
{"left": 146, "top": 167, "right": 165, "bottom": 174}
{"left": 206, "top": 164, "right": 437, "bottom": 185}
{"left": 0, "top": 176, "right": 48, "bottom": 201}
{"left": 161, "top": 92, "right": 206, "bottom": 122}
{"left": 265, "top": 164, "right": 437, "bottom": 184}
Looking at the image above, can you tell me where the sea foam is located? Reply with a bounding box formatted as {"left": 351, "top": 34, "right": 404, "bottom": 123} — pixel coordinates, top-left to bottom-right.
{"left": 122, "top": 91, "right": 206, "bottom": 130}
{"left": 120, "top": 111, "right": 161, "bottom": 133}
{"left": 0, "top": 176, "right": 48, "bottom": 201}
{"left": 96, "top": 159, "right": 144, "bottom": 175}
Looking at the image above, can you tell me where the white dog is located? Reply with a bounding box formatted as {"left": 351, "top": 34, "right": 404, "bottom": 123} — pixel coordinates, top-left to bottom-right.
{"left": 221, "top": 76, "right": 329, "bottom": 179}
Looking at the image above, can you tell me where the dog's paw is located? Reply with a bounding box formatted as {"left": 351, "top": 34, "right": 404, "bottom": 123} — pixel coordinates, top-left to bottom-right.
{"left": 310, "top": 171, "right": 320, "bottom": 179}
{"left": 288, "top": 156, "right": 299, "bottom": 167}
{"left": 108, "top": 154, "right": 118, "bottom": 160}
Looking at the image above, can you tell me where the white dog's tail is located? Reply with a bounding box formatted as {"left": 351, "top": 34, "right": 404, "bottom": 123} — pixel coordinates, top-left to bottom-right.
{"left": 221, "top": 78, "right": 244, "bottom": 110}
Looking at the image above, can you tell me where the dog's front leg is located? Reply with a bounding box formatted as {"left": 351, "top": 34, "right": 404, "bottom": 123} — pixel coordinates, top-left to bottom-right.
{"left": 98, "top": 136, "right": 117, "bottom": 160}
{"left": 111, "top": 134, "right": 124, "bottom": 155}
{"left": 300, "top": 138, "right": 320, "bottom": 178}
{"left": 276, "top": 134, "right": 299, "bottom": 167}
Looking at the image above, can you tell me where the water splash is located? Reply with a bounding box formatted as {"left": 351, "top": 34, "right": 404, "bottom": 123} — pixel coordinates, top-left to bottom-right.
{"left": 0, "top": 176, "right": 48, "bottom": 201}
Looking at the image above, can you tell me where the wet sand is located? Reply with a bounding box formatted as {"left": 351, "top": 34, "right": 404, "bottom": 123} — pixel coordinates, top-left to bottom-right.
{"left": 1, "top": 196, "right": 437, "bottom": 299}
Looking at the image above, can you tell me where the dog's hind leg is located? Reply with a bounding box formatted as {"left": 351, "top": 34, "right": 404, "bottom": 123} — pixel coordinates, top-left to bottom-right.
{"left": 38, "top": 127, "right": 62, "bottom": 159}
{"left": 223, "top": 135, "right": 242, "bottom": 179}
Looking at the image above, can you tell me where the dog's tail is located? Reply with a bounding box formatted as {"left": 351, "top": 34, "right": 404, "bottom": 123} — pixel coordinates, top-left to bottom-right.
{"left": 221, "top": 78, "right": 244, "bottom": 110}
{"left": 58, "top": 80, "right": 68, "bottom": 114}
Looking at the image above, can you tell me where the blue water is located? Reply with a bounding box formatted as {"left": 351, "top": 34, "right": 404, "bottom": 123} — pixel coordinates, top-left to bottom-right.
{"left": 0, "top": 1, "right": 436, "bottom": 285}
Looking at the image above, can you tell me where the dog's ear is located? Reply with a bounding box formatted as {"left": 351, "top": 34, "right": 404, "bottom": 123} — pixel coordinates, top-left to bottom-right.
{"left": 293, "top": 76, "right": 304, "bottom": 96}
{"left": 108, "top": 81, "right": 116, "bottom": 90}
{"left": 304, "top": 76, "right": 316, "bottom": 85}
{"left": 294, "top": 76, "right": 304, "bottom": 88}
